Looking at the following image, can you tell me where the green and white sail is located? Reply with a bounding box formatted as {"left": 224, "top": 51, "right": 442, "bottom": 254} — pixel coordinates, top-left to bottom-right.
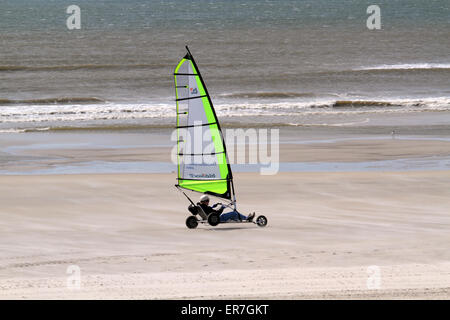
{"left": 174, "top": 47, "right": 233, "bottom": 200}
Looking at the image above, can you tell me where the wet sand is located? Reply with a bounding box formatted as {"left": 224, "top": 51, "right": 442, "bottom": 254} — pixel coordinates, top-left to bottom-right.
{"left": 1, "top": 131, "right": 450, "bottom": 173}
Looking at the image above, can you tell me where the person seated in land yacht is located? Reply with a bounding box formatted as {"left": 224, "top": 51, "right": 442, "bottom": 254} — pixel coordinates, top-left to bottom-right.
{"left": 197, "top": 194, "right": 254, "bottom": 222}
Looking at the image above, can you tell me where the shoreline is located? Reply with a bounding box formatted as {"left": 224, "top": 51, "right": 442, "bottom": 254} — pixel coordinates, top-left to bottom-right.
{"left": 1, "top": 133, "right": 450, "bottom": 174}
{"left": 2, "top": 108, "right": 450, "bottom": 134}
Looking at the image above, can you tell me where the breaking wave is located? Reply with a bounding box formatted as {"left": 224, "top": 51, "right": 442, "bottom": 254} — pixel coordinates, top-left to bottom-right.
{"left": 332, "top": 100, "right": 395, "bottom": 108}
{"left": 1, "top": 97, "right": 449, "bottom": 132}
{"left": 355, "top": 63, "right": 450, "bottom": 71}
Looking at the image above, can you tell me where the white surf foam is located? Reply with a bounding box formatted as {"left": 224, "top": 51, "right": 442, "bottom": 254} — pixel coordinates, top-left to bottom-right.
{"left": 357, "top": 63, "right": 450, "bottom": 71}
{"left": 1, "top": 97, "right": 449, "bottom": 131}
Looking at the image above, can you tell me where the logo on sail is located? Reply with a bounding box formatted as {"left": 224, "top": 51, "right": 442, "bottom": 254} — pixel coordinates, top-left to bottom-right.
{"left": 189, "top": 173, "right": 216, "bottom": 178}
{"left": 190, "top": 87, "right": 198, "bottom": 94}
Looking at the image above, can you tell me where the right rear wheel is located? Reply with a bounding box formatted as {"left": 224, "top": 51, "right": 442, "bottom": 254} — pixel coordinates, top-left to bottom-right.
{"left": 207, "top": 212, "right": 221, "bottom": 226}
{"left": 186, "top": 216, "right": 198, "bottom": 229}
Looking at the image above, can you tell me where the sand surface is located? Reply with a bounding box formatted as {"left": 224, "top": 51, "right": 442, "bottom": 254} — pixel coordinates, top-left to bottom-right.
{"left": 1, "top": 169, "right": 450, "bottom": 299}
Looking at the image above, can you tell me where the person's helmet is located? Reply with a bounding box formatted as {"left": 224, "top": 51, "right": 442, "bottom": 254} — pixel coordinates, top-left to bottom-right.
{"left": 199, "top": 194, "right": 210, "bottom": 202}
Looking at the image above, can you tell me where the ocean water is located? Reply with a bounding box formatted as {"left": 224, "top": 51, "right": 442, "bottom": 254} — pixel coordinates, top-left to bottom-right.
{"left": 1, "top": 0, "right": 449, "bottom": 132}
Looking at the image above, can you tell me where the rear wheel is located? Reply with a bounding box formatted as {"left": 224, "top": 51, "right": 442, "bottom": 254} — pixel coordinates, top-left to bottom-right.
{"left": 256, "top": 215, "right": 267, "bottom": 227}
{"left": 207, "top": 212, "right": 221, "bottom": 226}
{"left": 186, "top": 216, "right": 198, "bottom": 229}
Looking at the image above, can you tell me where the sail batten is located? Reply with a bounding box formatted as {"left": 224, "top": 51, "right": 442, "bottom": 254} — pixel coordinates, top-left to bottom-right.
{"left": 174, "top": 47, "right": 233, "bottom": 200}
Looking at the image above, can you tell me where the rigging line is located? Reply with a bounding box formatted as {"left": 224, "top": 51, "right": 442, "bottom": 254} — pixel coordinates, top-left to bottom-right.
{"left": 179, "top": 151, "right": 225, "bottom": 156}
{"left": 174, "top": 73, "right": 198, "bottom": 76}
{"left": 176, "top": 95, "right": 207, "bottom": 102}
{"left": 176, "top": 122, "right": 217, "bottom": 129}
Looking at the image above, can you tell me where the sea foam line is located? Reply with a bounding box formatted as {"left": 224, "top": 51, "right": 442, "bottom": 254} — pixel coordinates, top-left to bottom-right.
{"left": 0, "top": 98, "right": 449, "bottom": 124}
{"left": 356, "top": 63, "right": 450, "bottom": 71}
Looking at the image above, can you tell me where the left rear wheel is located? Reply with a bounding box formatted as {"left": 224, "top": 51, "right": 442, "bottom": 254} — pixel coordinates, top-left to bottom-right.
{"left": 186, "top": 216, "right": 198, "bottom": 229}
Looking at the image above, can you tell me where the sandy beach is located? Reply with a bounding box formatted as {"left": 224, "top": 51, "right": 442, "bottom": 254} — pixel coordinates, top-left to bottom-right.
{"left": 2, "top": 0, "right": 450, "bottom": 302}
{"left": 1, "top": 136, "right": 450, "bottom": 299}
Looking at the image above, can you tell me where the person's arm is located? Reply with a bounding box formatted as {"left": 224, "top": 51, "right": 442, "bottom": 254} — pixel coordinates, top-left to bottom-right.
{"left": 212, "top": 203, "right": 224, "bottom": 214}
{"left": 200, "top": 203, "right": 213, "bottom": 215}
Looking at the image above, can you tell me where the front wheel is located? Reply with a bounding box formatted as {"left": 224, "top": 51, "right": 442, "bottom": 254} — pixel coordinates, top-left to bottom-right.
{"left": 256, "top": 215, "right": 268, "bottom": 227}
{"left": 207, "top": 212, "right": 221, "bottom": 226}
{"left": 186, "top": 216, "right": 198, "bottom": 229}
